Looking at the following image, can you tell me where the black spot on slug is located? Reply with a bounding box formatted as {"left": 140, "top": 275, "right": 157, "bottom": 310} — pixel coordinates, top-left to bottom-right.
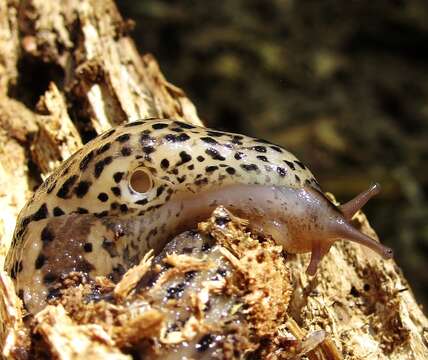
{"left": 231, "top": 135, "right": 243, "bottom": 145}
{"left": 205, "top": 165, "right": 218, "bottom": 173}
{"left": 108, "top": 264, "right": 126, "bottom": 282}
{"left": 196, "top": 334, "right": 216, "bottom": 352}
{"left": 53, "top": 207, "right": 65, "bottom": 217}
{"left": 257, "top": 155, "right": 268, "bottom": 162}
{"left": 143, "top": 146, "right": 155, "bottom": 154}
{"left": 46, "top": 287, "right": 61, "bottom": 300}
{"left": 43, "top": 273, "right": 57, "bottom": 284}
{"left": 206, "top": 148, "right": 225, "bottom": 161}
{"left": 136, "top": 198, "right": 148, "bottom": 205}
{"left": 116, "top": 133, "right": 130, "bottom": 143}
{"left": 226, "top": 167, "right": 236, "bottom": 175}
{"left": 195, "top": 177, "right": 208, "bottom": 186}
{"left": 57, "top": 175, "right": 78, "bottom": 198}
{"left": 177, "top": 133, "right": 190, "bottom": 142}
{"left": 79, "top": 150, "right": 95, "bottom": 171}
{"left": 270, "top": 145, "right": 283, "bottom": 153}
{"left": 76, "top": 207, "right": 89, "bottom": 214}
{"left": 95, "top": 211, "right": 109, "bottom": 218}
{"left": 173, "top": 121, "right": 195, "bottom": 129}
{"left": 161, "top": 158, "right": 169, "bottom": 169}
{"left": 32, "top": 203, "right": 49, "bottom": 221}
{"left": 156, "top": 185, "right": 165, "bottom": 196}
{"left": 111, "top": 187, "right": 121, "bottom": 197}
{"left": 96, "top": 143, "right": 111, "bottom": 155}
{"left": 276, "top": 167, "right": 287, "bottom": 177}
{"left": 166, "top": 282, "right": 186, "bottom": 300}
{"left": 295, "top": 160, "right": 306, "bottom": 169}
{"left": 104, "top": 156, "right": 113, "bottom": 164}
{"left": 177, "top": 151, "right": 192, "bottom": 165}
{"left": 98, "top": 192, "right": 109, "bottom": 202}
{"left": 165, "top": 133, "right": 190, "bottom": 142}
{"left": 152, "top": 123, "right": 168, "bottom": 130}
{"left": 201, "top": 242, "right": 213, "bottom": 252}
{"left": 83, "top": 243, "right": 93, "bottom": 252}
{"left": 121, "top": 147, "right": 132, "bottom": 156}
{"left": 74, "top": 181, "right": 91, "bottom": 198}
{"left": 207, "top": 131, "right": 224, "bottom": 138}
{"left": 197, "top": 155, "right": 205, "bottom": 162}
{"left": 284, "top": 160, "right": 296, "bottom": 170}
{"left": 35, "top": 254, "right": 46, "bottom": 269}
{"left": 113, "top": 172, "right": 124, "bottom": 183}
{"left": 140, "top": 133, "right": 153, "bottom": 144}
{"left": 241, "top": 164, "right": 259, "bottom": 171}
{"left": 185, "top": 270, "right": 197, "bottom": 280}
{"left": 252, "top": 145, "right": 267, "bottom": 153}
{"left": 21, "top": 217, "right": 31, "bottom": 229}
{"left": 124, "top": 120, "right": 145, "bottom": 127}
{"left": 201, "top": 137, "right": 218, "bottom": 145}
{"left": 94, "top": 156, "right": 113, "bottom": 178}
{"left": 234, "top": 152, "right": 244, "bottom": 160}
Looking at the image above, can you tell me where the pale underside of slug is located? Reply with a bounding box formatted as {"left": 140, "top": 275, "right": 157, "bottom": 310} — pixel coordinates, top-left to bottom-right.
{"left": 4, "top": 119, "right": 393, "bottom": 314}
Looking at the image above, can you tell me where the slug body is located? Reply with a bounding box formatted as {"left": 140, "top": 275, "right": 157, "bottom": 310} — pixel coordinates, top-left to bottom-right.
{"left": 5, "top": 119, "right": 392, "bottom": 314}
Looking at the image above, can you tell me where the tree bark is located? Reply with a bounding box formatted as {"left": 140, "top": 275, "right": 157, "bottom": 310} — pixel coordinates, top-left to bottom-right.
{"left": 0, "top": 0, "right": 427, "bottom": 359}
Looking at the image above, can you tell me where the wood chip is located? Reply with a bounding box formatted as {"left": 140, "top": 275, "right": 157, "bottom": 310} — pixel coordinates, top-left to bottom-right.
{"left": 0, "top": 271, "right": 29, "bottom": 359}
{"left": 114, "top": 250, "right": 153, "bottom": 300}
{"left": 34, "top": 305, "right": 130, "bottom": 360}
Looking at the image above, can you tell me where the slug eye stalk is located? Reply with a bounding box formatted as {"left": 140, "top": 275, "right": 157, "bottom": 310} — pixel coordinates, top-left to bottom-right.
{"left": 339, "top": 183, "right": 381, "bottom": 220}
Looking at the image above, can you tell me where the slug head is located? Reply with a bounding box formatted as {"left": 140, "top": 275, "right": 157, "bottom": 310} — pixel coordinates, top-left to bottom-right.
{"left": 291, "top": 184, "right": 393, "bottom": 275}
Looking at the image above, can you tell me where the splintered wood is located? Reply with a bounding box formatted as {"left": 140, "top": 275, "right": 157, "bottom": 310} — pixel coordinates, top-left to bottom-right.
{"left": 0, "top": 271, "right": 28, "bottom": 359}
{"left": 113, "top": 250, "right": 154, "bottom": 300}
{"left": 34, "top": 305, "right": 131, "bottom": 360}
{"left": 31, "top": 83, "right": 83, "bottom": 176}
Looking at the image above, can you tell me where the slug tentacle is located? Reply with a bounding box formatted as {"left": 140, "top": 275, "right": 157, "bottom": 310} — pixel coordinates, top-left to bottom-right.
{"left": 306, "top": 240, "right": 333, "bottom": 276}
{"left": 333, "top": 220, "right": 393, "bottom": 260}
{"left": 338, "top": 183, "right": 381, "bottom": 220}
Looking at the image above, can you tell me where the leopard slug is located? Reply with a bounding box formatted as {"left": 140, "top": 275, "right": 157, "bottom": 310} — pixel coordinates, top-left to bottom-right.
{"left": 5, "top": 119, "right": 393, "bottom": 314}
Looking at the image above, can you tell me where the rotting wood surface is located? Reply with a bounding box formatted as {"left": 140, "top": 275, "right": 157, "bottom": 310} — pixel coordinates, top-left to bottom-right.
{"left": 0, "top": 0, "right": 427, "bottom": 359}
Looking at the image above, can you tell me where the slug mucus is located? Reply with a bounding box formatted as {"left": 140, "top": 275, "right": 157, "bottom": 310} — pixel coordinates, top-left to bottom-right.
{"left": 4, "top": 118, "right": 393, "bottom": 314}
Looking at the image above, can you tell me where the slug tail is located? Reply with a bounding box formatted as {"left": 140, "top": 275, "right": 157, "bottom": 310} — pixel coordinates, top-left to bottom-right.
{"left": 338, "top": 183, "right": 381, "bottom": 220}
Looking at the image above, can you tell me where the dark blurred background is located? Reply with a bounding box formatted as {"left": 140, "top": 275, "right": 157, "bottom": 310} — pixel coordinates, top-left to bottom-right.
{"left": 117, "top": 0, "right": 428, "bottom": 308}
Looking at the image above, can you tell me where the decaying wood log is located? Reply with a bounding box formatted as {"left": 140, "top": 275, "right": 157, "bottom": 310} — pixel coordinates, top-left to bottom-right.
{"left": 0, "top": 0, "right": 427, "bottom": 359}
